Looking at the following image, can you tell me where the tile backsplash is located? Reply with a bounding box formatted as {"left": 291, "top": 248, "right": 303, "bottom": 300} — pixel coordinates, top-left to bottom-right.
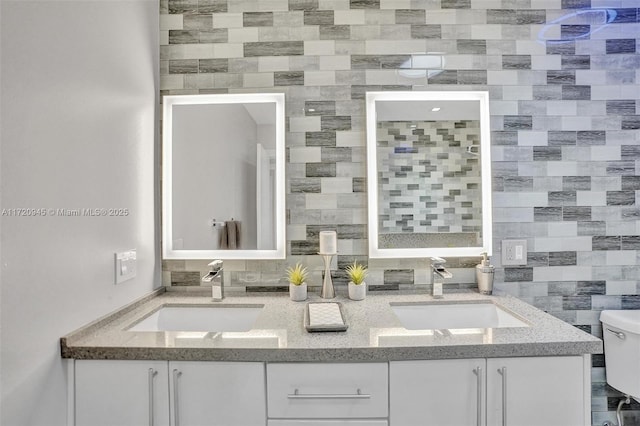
{"left": 161, "top": 1, "right": 640, "bottom": 423}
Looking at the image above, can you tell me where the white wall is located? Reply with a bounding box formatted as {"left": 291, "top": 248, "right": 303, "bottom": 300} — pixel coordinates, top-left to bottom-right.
{"left": 0, "top": 1, "right": 159, "bottom": 425}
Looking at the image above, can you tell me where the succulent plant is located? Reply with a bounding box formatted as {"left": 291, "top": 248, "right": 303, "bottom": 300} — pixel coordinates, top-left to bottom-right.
{"left": 286, "top": 263, "right": 308, "bottom": 286}
{"left": 345, "top": 261, "right": 367, "bottom": 285}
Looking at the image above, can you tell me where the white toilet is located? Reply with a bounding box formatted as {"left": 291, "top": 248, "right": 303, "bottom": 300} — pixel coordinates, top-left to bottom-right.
{"left": 600, "top": 310, "right": 640, "bottom": 402}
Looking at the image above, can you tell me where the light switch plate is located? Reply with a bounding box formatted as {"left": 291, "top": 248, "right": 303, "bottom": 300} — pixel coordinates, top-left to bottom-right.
{"left": 115, "top": 249, "right": 137, "bottom": 284}
{"left": 502, "top": 240, "right": 527, "bottom": 266}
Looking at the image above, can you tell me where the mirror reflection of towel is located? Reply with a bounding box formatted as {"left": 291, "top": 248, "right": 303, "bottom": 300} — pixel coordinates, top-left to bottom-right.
{"left": 219, "top": 220, "right": 241, "bottom": 249}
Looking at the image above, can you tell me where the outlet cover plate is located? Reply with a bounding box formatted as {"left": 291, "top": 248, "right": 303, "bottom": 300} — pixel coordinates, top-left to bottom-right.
{"left": 502, "top": 240, "right": 527, "bottom": 266}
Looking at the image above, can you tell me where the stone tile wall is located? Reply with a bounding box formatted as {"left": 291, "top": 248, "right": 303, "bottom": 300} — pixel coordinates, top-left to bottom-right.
{"left": 160, "top": 1, "right": 640, "bottom": 423}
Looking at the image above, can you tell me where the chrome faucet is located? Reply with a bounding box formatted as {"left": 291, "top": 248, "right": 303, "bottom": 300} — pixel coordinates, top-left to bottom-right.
{"left": 430, "top": 257, "right": 452, "bottom": 299}
{"left": 202, "top": 260, "right": 224, "bottom": 301}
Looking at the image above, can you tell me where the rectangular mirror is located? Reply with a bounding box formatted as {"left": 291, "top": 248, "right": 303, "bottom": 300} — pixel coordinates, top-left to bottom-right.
{"left": 366, "top": 91, "right": 492, "bottom": 258}
{"left": 163, "top": 93, "right": 286, "bottom": 259}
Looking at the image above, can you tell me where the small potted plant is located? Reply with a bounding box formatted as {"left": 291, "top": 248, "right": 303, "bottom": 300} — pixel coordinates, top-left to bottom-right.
{"left": 346, "top": 261, "right": 367, "bottom": 301}
{"left": 286, "top": 263, "right": 308, "bottom": 301}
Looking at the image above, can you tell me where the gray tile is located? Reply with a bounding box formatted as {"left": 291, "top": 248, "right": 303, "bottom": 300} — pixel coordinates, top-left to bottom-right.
{"left": 396, "top": 9, "right": 425, "bottom": 24}
{"left": 606, "top": 191, "right": 635, "bottom": 206}
{"left": 504, "top": 116, "right": 532, "bottom": 130}
{"left": 577, "top": 131, "right": 605, "bottom": 146}
{"left": 349, "top": 0, "right": 380, "bottom": 9}
{"left": 486, "top": 9, "right": 515, "bottom": 24}
{"left": 549, "top": 191, "right": 576, "bottom": 206}
{"left": 458, "top": 70, "right": 487, "bottom": 85}
{"left": 533, "top": 85, "right": 562, "bottom": 100}
{"left": 547, "top": 41, "right": 575, "bottom": 55}
{"left": 576, "top": 221, "right": 605, "bottom": 236}
{"left": 244, "top": 42, "right": 304, "bottom": 57}
{"left": 606, "top": 39, "right": 636, "bottom": 54}
{"left": 563, "top": 296, "right": 592, "bottom": 310}
{"left": 169, "top": 60, "right": 198, "bottom": 74}
{"left": 504, "top": 267, "right": 533, "bottom": 282}
{"left": 306, "top": 132, "right": 336, "bottom": 146}
{"left": 502, "top": 55, "right": 531, "bottom": 70}
{"left": 199, "top": 59, "right": 228, "bottom": 73}
{"left": 535, "top": 207, "right": 562, "bottom": 222}
{"left": 533, "top": 147, "right": 562, "bottom": 161}
{"left": 592, "top": 236, "right": 621, "bottom": 251}
{"left": 320, "top": 25, "right": 350, "bottom": 40}
{"left": 304, "top": 10, "right": 334, "bottom": 25}
{"left": 441, "top": 0, "right": 471, "bottom": 9}
{"left": 171, "top": 271, "right": 200, "bottom": 286}
{"left": 561, "top": 55, "right": 590, "bottom": 70}
{"left": 606, "top": 161, "right": 635, "bottom": 176}
{"left": 353, "top": 177, "right": 366, "bottom": 193}
{"left": 384, "top": 269, "right": 414, "bottom": 285}
{"left": 321, "top": 116, "right": 351, "bottom": 131}
{"left": 306, "top": 163, "right": 336, "bottom": 177}
{"left": 244, "top": 12, "right": 274, "bottom": 27}
{"left": 337, "top": 224, "right": 367, "bottom": 239}
{"left": 517, "top": 10, "right": 546, "bottom": 25}
{"left": 606, "top": 100, "right": 636, "bottom": 116}
{"left": 198, "top": 0, "right": 226, "bottom": 12}
{"left": 200, "top": 29, "right": 228, "bottom": 43}
{"left": 563, "top": 207, "right": 591, "bottom": 221}
{"left": 622, "top": 176, "right": 640, "bottom": 190}
{"left": 288, "top": 0, "right": 318, "bottom": 11}
{"left": 290, "top": 178, "right": 321, "bottom": 193}
{"left": 621, "top": 236, "right": 640, "bottom": 250}
{"left": 504, "top": 177, "right": 533, "bottom": 191}
{"left": 169, "top": 30, "right": 199, "bottom": 44}
{"left": 563, "top": 176, "right": 591, "bottom": 191}
{"left": 412, "top": 25, "right": 442, "bottom": 39}
{"left": 321, "top": 147, "right": 352, "bottom": 162}
{"left": 546, "top": 71, "right": 575, "bottom": 85}
{"left": 621, "top": 146, "right": 640, "bottom": 160}
{"left": 491, "top": 131, "right": 518, "bottom": 146}
{"left": 275, "top": 71, "right": 304, "bottom": 85}
{"left": 622, "top": 117, "right": 640, "bottom": 130}
{"left": 184, "top": 14, "right": 213, "bottom": 30}
{"left": 562, "top": 85, "right": 591, "bottom": 101}
{"left": 561, "top": 0, "right": 590, "bottom": 8}
{"left": 527, "top": 252, "right": 548, "bottom": 267}
{"left": 549, "top": 251, "right": 577, "bottom": 266}
{"left": 456, "top": 39, "right": 486, "bottom": 54}
{"left": 169, "top": 0, "right": 198, "bottom": 14}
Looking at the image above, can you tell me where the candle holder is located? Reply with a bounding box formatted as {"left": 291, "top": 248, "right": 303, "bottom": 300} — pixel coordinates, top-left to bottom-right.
{"left": 319, "top": 252, "right": 337, "bottom": 299}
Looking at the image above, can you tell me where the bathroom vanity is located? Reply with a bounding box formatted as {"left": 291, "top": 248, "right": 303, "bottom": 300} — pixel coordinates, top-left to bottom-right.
{"left": 61, "top": 291, "right": 601, "bottom": 426}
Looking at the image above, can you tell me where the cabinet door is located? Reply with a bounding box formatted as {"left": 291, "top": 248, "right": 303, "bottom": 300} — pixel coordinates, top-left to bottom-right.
{"left": 486, "top": 356, "right": 586, "bottom": 426}
{"left": 169, "top": 361, "right": 265, "bottom": 426}
{"left": 390, "top": 359, "right": 485, "bottom": 426}
{"left": 75, "top": 360, "right": 170, "bottom": 426}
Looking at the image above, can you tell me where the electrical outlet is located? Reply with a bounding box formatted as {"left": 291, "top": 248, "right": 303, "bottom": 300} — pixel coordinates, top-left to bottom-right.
{"left": 115, "top": 249, "right": 137, "bottom": 284}
{"left": 502, "top": 240, "right": 527, "bottom": 266}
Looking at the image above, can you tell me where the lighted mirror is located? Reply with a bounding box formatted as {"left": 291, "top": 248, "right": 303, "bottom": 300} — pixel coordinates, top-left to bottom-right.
{"left": 366, "top": 91, "right": 492, "bottom": 258}
{"left": 163, "top": 93, "right": 285, "bottom": 259}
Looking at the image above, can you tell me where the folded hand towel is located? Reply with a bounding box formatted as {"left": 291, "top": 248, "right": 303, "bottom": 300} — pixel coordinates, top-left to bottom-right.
{"left": 224, "top": 220, "right": 241, "bottom": 249}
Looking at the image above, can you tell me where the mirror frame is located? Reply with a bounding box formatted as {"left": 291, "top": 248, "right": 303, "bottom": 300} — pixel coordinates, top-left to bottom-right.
{"left": 162, "top": 93, "right": 286, "bottom": 259}
{"left": 366, "top": 91, "right": 493, "bottom": 258}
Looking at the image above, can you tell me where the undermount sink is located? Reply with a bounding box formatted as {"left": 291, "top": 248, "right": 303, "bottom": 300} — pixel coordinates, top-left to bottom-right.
{"left": 391, "top": 302, "right": 529, "bottom": 330}
{"left": 127, "top": 305, "right": 264, "bottom": 332}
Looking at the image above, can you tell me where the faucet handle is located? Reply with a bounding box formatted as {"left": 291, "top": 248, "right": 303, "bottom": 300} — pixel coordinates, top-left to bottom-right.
{"left": 208, "top": 259, "right": 223, "bottom": 272}
{"left": 430, "top": 257, "right": 447, "bottom": 265}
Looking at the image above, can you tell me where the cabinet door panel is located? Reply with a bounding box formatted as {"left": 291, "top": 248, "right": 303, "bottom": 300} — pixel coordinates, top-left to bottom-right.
{"left": 390, "top": 359, "right": 485, "bottom": 426}
{"left": 75, "top": 360, "right": 170, "bottom": 426}
{"left": 486, "top": 356, "right": 585, "bottom": 426}
{"left": 170, "top": 361, "right": 265, "bottom": 426}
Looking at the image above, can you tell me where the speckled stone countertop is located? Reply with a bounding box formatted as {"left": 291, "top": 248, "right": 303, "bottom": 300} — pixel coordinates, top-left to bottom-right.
{"left": 61, "top": 289, "right": 602, "bottom": 362}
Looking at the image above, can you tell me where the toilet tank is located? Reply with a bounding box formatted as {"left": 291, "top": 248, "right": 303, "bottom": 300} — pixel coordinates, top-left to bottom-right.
{"left": 600, "top": 310, "right": 640, "bottom": 400}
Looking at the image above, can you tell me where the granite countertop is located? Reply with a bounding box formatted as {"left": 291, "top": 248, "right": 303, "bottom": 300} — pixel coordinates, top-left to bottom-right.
{"left": 61, "top": 289, "right": 602, "bottom": 362}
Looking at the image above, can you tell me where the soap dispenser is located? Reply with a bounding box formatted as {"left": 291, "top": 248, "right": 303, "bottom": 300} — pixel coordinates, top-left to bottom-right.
{"left": 476, "top": 252, "right": 494, "bottom": 295}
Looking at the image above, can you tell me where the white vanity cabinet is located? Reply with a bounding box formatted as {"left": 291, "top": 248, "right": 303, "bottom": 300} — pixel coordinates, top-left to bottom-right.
{"left": 390, "top": 356, "right": 588, "bottom": 426}
{"left": 74, "top": 360, "right": 265, "bottom": 426}
{"left": 486, "top": 357, "right": 587, "bottom": 426}
{"left": 266, "top": 363, "right": 388, "bottom": 425}
{"left": 391, "top": 358, "right": 485, "bottom": 426}
{"left": 169, "top": 361, "right": 265, "bottom": 426}
{"left": 75, "top": 360, "right": 170, "bottom": 426}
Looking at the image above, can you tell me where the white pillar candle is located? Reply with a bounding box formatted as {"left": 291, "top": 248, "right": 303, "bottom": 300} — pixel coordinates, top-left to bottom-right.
{"left": 319, "top": 231, "right": 337, "bottom": 254}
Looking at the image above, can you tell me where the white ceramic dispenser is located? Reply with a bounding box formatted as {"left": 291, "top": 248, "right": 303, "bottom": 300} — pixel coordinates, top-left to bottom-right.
{"left": 476, "top": 252, "right": 494, "bottom": 295}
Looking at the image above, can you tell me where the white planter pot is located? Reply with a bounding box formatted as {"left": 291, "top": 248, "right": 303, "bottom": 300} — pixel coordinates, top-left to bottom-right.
{"left": 289, "top": 282, "right": 307, "bottom": 301}
{"left": 348, "top": 281, "right": 366, "bottom": 300}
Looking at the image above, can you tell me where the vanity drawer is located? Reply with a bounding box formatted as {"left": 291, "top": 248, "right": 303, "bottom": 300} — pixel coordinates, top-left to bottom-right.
{"left": 267, "top": 363, "right": 388, "bottom": 419}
